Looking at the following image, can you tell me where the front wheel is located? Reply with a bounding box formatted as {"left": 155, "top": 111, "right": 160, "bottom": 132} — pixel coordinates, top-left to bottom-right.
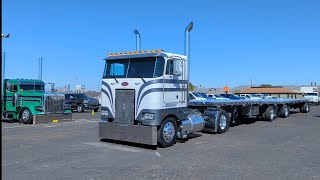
{"left": 19, "top": 108, "right": 33, "bottom": 124}
{"left": 77, "top": 104, "right": 84, "bottom": 113}
{"left": 157, "top": 117, "right": 177, "bottom": 148}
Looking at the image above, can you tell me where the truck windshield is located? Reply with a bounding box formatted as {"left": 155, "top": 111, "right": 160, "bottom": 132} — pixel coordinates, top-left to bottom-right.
{"left": 103, "top": 57, "right": 165, "bottom": 78}
{"left": 75, "top": 94, "right": 88, "bottom": 98}
{"left": 20, "top": 85, "right": 44, "bottom": 91}
{"left": 305, "top": 93, "right": 318, "bottom": 96}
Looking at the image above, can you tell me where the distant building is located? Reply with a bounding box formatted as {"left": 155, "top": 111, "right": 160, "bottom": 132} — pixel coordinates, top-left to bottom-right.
{"left": 235, "top": 86, "right": 303, "bottom": 98}
{"left": 75, "top": 85, "right": 86, "bottom": 93}
{"left": 193, "top": 87, "right": 225, "bottom": 94}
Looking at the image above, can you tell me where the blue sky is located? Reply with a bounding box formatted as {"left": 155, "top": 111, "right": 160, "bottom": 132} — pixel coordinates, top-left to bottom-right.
{"left": 2, "top": 0, "right": 320, "bottom": 90}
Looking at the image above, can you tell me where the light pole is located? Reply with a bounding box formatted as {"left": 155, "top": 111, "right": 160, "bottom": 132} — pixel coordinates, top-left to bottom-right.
{"left": 1, "top": 34, "right": 10, "bottom": 116}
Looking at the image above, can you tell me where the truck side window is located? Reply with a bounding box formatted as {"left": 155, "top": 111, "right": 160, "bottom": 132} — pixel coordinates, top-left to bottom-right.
{"left": 189, "top": 94, "right": 195, "bottom": 100}
{"left": 6, "top": 83, "right": 17, "bottom": 92}
{"left": 165, "top": 60, "right": 174, "bottom": 75}
{"left": 154, "top": 57, "right": 165, "bottom": 77}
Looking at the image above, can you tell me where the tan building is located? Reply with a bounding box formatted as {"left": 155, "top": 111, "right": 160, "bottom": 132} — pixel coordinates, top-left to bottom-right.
{"left": 235, "top": 86, "right": 303, "bottom": 99}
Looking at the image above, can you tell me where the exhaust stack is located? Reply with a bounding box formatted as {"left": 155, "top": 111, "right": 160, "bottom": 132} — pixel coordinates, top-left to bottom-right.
{"left": 134, "top": 29, "right": 141, "bottom": 51}
{"left": 38, "top": 57, "right": 43, "bottom": 80}
{"left": 184, "top": 22, "right": 193, "bottom": 100}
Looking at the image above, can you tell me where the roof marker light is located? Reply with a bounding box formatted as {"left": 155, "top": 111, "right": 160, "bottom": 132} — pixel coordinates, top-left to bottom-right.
{"left": 151, "top": 50, "right": 156, "bottom": 53}
{"left": 146, "top": 50, "right": 150, "bottom": 53}
{"left": 108, "top": 53, "right": 111, "bottom": 56}
{"left": 136, "top": 51, "right": 139, "bottom": 54}
{"left": 117, "top": 53, "right": 120, "bottom": 56}
{"left": 127, "top": 52, "right": 131, "bottom": 55}
{"left": 141, "top": 50, "right": 145, "bottom": 54}
{"left": 122, "top": 52, "right": 125, "bottom": 55}
{"left": 157, "top": 49, "right": 161, "bottom": 53}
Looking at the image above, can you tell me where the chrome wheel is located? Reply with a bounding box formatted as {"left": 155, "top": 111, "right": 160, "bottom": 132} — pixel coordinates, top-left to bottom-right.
{"left": 163, "top": 122, "right": 175, "bottom": 143}
{"left": 22, "top": 110, "right": 30, "bottom": 121}
{"left": 77, "top": 105, "right": 83, "bottom": 112}
{"left": 270, "top": 109, "right": 275, "bottom": 120}
{"left": 284, "top": 107, "right": 289, "bottom": 117}
{"left": 219, "top": 115, "right": 227, "bottom": 130}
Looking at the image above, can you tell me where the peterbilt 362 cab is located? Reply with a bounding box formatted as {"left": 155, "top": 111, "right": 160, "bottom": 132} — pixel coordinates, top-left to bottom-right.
{"left": 99, "top": 22, "right": 310, "bottom": 147}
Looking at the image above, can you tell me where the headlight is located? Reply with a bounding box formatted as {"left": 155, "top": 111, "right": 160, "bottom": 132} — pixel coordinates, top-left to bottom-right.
{"left": 143, "top": 113, "right": 155, "bottom": 120}
{"left": 84, "top": 100, "right": 88, "bottom": 103}
{"left": 101, "top": 110, "right": 109, "bottom": 116}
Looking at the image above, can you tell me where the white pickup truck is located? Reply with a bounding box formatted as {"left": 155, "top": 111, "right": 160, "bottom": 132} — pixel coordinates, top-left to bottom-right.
{"left": 303, "top": 93, "right": 319, "bottom": 105}
{"left": 239, "top": 94, "right": 263, "bottom": 100}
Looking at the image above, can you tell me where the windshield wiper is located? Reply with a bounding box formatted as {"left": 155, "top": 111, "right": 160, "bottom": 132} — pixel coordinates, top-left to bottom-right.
{"left": 138, "top": 75, "right": 146, "bottom": 83}
{"left": 113, "top": 77, "right": 119, "bottom": 83}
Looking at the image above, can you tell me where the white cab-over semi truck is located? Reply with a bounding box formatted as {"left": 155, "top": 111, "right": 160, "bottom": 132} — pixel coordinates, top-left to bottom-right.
{"left": 99, "top": 22, "right": 310, "bottom": 147}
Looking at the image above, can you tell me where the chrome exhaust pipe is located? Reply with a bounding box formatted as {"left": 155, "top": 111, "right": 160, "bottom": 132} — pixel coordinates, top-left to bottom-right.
{"left": 134, "top": 29, "right": 141, "bottom": 51}
{"left": 185, "top": 22, "right": 193, "bottom": 101}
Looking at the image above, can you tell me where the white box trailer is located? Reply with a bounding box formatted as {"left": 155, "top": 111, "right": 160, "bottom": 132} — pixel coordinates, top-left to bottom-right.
{"left": 99, "top": 22, "right": 310, "bottom": 147}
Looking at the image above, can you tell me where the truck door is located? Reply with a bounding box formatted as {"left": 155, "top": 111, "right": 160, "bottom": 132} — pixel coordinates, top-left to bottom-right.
{"left": 4, "top": 82, "right": 18, "bottom": 112}
{"left": 163, "top": 59, "right": 184, "bottom": 107}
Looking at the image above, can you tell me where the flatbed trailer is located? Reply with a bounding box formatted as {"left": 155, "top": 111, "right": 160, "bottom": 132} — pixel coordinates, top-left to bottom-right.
{"left": 99, "top": 22, "right": 310, "bottom": 147}
{"left": 188, "top": 98, "right": 309, "bottom": 132}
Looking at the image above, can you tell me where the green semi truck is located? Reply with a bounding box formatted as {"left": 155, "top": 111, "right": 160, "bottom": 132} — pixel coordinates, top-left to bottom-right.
{"left": 2, "top": 79, "right": 72, "bottom": 124}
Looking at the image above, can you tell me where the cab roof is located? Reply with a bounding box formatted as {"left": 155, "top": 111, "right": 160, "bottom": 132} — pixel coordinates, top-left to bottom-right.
{"left": 104, "top": 49, "right": 187, "bottom": 61}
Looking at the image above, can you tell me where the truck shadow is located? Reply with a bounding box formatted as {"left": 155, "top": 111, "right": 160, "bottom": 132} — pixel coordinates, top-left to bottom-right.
{"left": 176, "top": 133, "right": 202, "bottom": 144}
{"left": 100, "top": 138, "right": 157, "bottom": 150}
{"left": 289, "top": 111, "right": 300, "bottom": 115}
{"left": 230, "top": 118, "right": 257, "bottom": 127}
{"left": 1, "top": 119, "right": 19, "bottom": 123}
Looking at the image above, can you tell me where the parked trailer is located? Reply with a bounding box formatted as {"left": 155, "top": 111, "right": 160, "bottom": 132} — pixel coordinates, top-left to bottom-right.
{"left": 99, "top": 22, "right": 309, "bottom": 147}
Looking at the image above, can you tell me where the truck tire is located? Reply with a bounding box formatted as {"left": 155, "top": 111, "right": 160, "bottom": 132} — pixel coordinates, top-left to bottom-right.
{"left": 77, "top": 104, "right": 84, "bottom": 113}
{"left": 300, "top": 103, "right": 309, "bottom": 113}
{"left": 157, "top": 117, "right": 177, "bottom": 148}
{"left": 217, "top": 110, "right": 230, "bottom": 134}
{"left": 262, "top": 106, "right": 277, "bottom": 121}
{"left": 19, "top": 108, "right": 33, "bottom": 124}
{"left": 279, "top": 105, "right": 290, "bottom": 118}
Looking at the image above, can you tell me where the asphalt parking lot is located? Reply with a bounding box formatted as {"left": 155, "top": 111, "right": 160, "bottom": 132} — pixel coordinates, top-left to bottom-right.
{"left": 2, "top": 107, "right": 320, "bottom": 180}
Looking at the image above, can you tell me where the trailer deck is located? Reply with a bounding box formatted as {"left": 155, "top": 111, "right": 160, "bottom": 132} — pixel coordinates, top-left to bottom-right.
{"left": 188, "top": 98, "right": 308, "bottom": 107}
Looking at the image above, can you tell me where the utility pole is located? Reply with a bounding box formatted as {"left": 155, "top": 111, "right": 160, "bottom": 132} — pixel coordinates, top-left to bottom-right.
{"left": 1, "top": 34, "right": 10, "bottom": 115}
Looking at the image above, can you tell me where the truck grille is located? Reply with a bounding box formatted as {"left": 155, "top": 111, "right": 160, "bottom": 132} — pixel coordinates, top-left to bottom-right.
{"left": 44, "top": 94, "right": 65, "bottom": 114}
{"left": 114, "top": 90, "right": 135, "bottom": 124}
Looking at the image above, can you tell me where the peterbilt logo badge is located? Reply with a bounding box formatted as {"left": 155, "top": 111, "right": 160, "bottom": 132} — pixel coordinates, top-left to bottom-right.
{"left": 121, "top": 82, "right": 128, "bottom": 86}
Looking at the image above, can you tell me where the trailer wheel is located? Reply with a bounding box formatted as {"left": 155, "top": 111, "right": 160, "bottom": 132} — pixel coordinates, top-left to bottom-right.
{"left": 217, "top": 110, "right": 230, "bottom": 134}
{"left": 19, "top": 108, "right": 33, "bottom": 124}
{"left": 77, "top": 104, "right": 84, "bottom": 113}
{"left": 279, "top": 105, "right": 290, "bottom": 118}
{"left": 300, "top": 103, "right": 309, "bottom": 113}
{"left": 157, "top": 117, "right": 177, "bottom": 147}
{"left": 262, "top": 106, "right": 277, "bottom": 121}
